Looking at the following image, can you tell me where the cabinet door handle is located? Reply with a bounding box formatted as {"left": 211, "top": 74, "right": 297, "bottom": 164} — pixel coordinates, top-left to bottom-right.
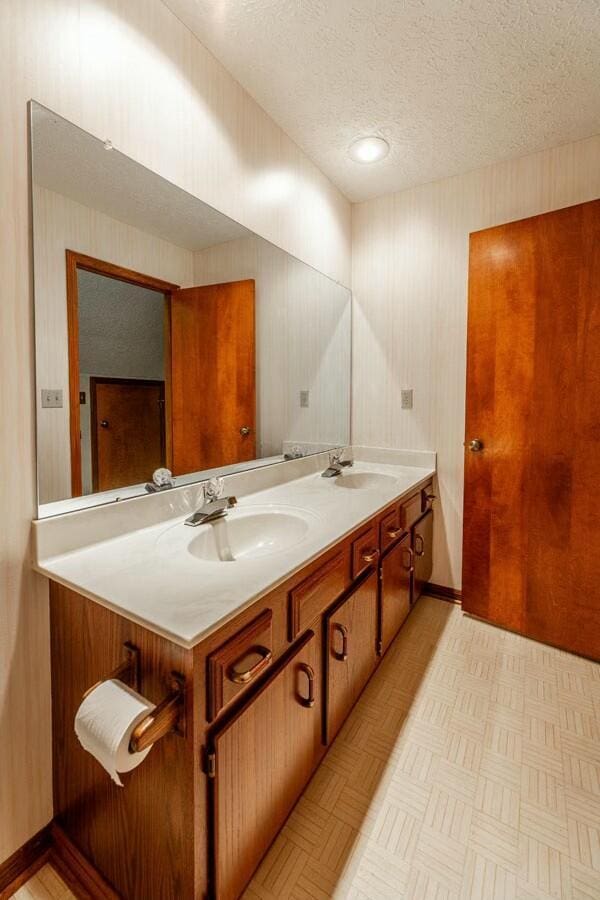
{"left": 226, "top": 645, "right": 272, "bottom": 684}
{"left": 331, "top": 622, "right": 348, "bottom": 661}
{"left": 401, "top": 546, "right": 415, "bottom": 573}
{"left": 361, "top": 547, "right": 379, "bottom": 564}
{"left": 386, "top": 527, "right": 402, "bottom": 539}
{"left": 296, "top": 662, "right": 315, "bottom": 708}
{"left": 414, "top": 534, "right": 425, "bottom": 557}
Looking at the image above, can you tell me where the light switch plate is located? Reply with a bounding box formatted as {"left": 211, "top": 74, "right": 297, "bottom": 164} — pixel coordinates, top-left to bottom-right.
{"left": 300, "top": 390, "right": 309, "bottom": 408}
{"left": 41, "top": 389, "right": 63, "bottom": 408}
{"left": 401, "top": 389, "right": 413, "bottom": 410}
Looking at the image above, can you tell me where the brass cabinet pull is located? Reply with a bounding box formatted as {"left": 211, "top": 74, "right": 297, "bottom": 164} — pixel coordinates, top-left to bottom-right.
{"left": 296, "top": 662, "right": 315, "bottom": 708}
{"left": 414, "top": 534, "right": 425, "bottom": 557}
{"left": 386, "top": 527, "right": 403, "bottom": 539}
{"left": 226, "top": 645, "right": 272, "bottom": 684}
{"left": 361, "top": 548, "right": 379, "bottom": 564}
{"left": 332, "top": 622, "right": 348, "bottom": 661}
{"left": 424, "top": 493, "right": 436, "bottom": 502}
{"left": 468, "top": 438, "right": 484, "bottom": 452}
{"left": 402, "top": 546, "right": 415, "bottom": 573}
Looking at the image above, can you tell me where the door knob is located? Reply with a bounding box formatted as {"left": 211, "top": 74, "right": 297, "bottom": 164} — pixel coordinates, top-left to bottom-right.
{"left": 240, "top": 426, "right": 251, "bottom": 436}
{"left": 100, "top": 420, "right": 109, "bottom": 429}
{"left": 468, "top": 438, "right": 483, "bottom": 452}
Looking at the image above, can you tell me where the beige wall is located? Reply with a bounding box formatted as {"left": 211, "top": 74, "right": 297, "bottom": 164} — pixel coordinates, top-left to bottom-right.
{"left": 352, "top": 135, "right": 600, "bottom": 591}
{"left": 0, "top": 0, "right": 350, "bottom": 863}
{"left": 194, "top": 237, "right": 351, "bottom": 458}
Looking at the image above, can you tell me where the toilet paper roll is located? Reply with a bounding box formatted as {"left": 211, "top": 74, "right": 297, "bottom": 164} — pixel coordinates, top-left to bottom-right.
{"left": 74, "top": 679, "right": 156, "bottom": 786}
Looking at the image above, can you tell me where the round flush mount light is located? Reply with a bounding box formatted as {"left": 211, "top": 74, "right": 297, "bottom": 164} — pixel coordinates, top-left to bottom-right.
{"left": 348, "top": 135, "right": 390, "bottom": 164}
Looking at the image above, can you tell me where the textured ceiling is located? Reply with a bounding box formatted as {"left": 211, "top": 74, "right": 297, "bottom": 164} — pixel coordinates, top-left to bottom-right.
{"left": 163, "top": 0, "right": 600, "bottom": 202}
{"left": 31, "top": 104, "right": 249, "bottom": 250}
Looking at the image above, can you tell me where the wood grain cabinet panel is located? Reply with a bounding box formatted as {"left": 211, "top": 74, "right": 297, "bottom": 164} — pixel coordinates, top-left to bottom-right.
{"left": 379, "top": 504, "right": 403, "bottom": 553}
{"left": 206, "top": 609, "right": 273, "bottom": 722}
{"left": 325, "top": 572, "right": 379, "bottom": 743}
{"left": 400, "top": 491, "right": 423, "bottom": 532}
{"left": 288, "top": 551, "right": 348, "bottom": 638}
{"left": 380, "top": 533, "right": 413, "bottom": 655}
{"left": 412, "top": 510, "right": 433, "bottom": 605}
{"left": 210, "top": 630, "right": 321, "bottom": 900}
{"left": 351, "top": 524, "right": 380, "bottom": 580}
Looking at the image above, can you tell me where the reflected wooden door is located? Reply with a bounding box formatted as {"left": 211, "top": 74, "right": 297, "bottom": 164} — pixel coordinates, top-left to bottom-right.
{"left": 91, "top": 378, "right": 165, "bottom": 491}
{"left": 170, "top": 280, "right": 256, "bottom": 474}
{"left": 463, "top": 199, "right": 600, "bottom": 659}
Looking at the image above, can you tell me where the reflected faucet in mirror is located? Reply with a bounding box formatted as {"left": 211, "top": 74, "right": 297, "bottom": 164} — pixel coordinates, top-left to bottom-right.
{"left": 185, "top": 478, "right": 237, "bottom": 527}
{"left": 145, "top": 468, "right": 175, "bottom": 493}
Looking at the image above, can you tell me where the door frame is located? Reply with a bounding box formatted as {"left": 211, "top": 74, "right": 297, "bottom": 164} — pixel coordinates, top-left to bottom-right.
{"left": 65, "top": 250, "right": 179, "bottom": 496}
{"left": 89, "top": 376, "right": 166, "bottom": 492}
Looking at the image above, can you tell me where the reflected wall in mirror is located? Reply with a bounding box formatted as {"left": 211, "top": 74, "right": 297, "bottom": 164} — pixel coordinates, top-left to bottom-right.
{"left": 31, "top": 102, "right": 351, "bottom": 516}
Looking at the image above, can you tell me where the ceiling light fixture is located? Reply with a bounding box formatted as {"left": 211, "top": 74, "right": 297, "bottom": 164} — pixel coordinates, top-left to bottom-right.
{"left": 348, "top": 136, "right": 389, "bottom": 164}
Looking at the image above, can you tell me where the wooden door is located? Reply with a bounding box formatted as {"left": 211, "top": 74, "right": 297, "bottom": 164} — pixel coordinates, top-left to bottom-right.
{"left": 91, "top": 378, "right": 165, "bottom": 491}
{"left": 412, "top": 511, "right": 433, "bottom": 604}
{"left": 379, "top": 532, "right": 412, "bottom": 655}
{"left": 463, "top": 199, "right": 600, "bottom": 659}
{"left": 211, "top": 629, "right": 321, "bottom": 900}
{"left": 326, "top": 572, "right": 378, "bottom": 743}
{"left": 170, "top": 280, "right": 256, "bottom": 475}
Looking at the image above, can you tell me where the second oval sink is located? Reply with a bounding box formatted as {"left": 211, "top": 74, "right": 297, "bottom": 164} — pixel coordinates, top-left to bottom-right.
{"left": 335, "top": 472, "right": 398, "bottom": 491}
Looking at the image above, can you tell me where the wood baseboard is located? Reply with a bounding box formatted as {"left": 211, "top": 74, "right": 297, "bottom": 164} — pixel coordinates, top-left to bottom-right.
{"left": 0, "top": 825, "right": 52, "bottom": 899}
{"left": 49, "top": 824, "right": 119, "bottom": 900}
{"left": 0, "top": 823, "right": 118, "bottom": 900}
{"left": 425, "top": 582, "right": 462, "bottom": 604}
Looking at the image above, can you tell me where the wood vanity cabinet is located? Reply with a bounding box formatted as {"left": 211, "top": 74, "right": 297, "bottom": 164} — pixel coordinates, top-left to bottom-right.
{"left": 47, "top": 478, "right": 434, "bottom": 900}
{"left": 209, "top": 629, "right": 322, "bottom": 900}
{"left": 325, "top": 571, "right": 379, "bottom": 742}
{"left": 379, "top": 532, "right": 413, "bottom": 655}
{"left": 412, "top": 509, "right": 433, "bottom": 604}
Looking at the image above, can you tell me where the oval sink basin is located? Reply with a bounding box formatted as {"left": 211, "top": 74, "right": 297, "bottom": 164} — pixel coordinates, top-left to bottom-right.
{"left": 157, "top": 506, "right": 318, "bottom": 563}
{"left": 335, "top": 472, "right": 398, "bottom": 491}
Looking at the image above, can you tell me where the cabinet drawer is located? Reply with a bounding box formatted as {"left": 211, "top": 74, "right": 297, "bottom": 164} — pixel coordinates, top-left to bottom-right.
{"left": 421, "top": 481, "right": 435, "bottom": 513}
{"left": 289, "top": 551, "right": 348, "bottom": 639}
{"left": 400, "top": 491, "right": 423, "bottom": 531}
{"left": 207, "top": 609, "right": 273, "bottom": 721}
{"left": 380, "top": 505, "right": 403, "bottom": 552}
{"left": 351, "top": 524, "right": 380, "bottom": 580}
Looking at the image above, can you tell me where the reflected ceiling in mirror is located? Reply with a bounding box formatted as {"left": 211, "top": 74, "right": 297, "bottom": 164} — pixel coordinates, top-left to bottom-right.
{"left": 31, "top": 102, "right": 351, "bottom": 518}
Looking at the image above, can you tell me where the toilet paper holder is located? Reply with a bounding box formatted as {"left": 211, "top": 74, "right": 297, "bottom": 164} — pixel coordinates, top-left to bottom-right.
{"left": 83, "top": 642, "right": 186, "bottom": 753}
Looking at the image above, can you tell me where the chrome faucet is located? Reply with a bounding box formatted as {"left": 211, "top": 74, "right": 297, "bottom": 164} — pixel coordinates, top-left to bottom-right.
{"left": 185, "top": 477, "right": 237, "bottom": 526}
{"left": 321, "top": 448, "right": 354, "bottom": 478}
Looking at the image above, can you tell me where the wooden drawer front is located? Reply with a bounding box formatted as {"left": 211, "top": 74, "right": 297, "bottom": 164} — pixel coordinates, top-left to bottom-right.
{"left": 207, "top": 609, "right": 273, "bottom": 721}
{"left": 380, "top": 505, "right": 403, "bottom": 552}
{"left": 400, "top": 491, "right": 423, "bottom": 532}
{"left": 289, "top": 551, "right": 348, "bottom": 639}
{"left": 421, "top": 481, "right": 435, "bottom": 513}
{"left": 351, "top": 524, "right": 380, "bottom": 580}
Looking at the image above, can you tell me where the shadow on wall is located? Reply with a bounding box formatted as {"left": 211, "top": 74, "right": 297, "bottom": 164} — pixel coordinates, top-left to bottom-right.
{"left": 81, "top": 1, "right": 349, "bottom": 285}
{"left": 246, "top": 596, "right": 456, "bottom": 895}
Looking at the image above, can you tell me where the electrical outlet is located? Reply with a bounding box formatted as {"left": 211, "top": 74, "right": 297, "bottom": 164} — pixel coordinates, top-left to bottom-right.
{"left": 41, "top": 389, "right": 63, "bottom": 408}
{"left": 401, "top": 389, "right": 413, "bottom": 410}
{"left": 300, "top": 390, "right": 309, "bottom": 408}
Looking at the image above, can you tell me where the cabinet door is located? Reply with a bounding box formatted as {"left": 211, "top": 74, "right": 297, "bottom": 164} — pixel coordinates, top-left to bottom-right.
{"left": 211, "top": 630, "right": 321, "bottom": 900}
{"left": 380, "top": 532, "right": 412, "bottom": 655}
{"left": 413, "top": 510, "right": 433, "bottom": 603}
{"left": 326, "top": 572, "right": 378, "bottom": 743}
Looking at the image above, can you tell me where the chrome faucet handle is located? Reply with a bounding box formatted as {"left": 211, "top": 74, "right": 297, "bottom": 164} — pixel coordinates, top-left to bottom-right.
{"left": 204, "top": 477, "right": 225, "bottom": 502}
{"left": 329, "top": 448, "right": 343, "bottom": 465}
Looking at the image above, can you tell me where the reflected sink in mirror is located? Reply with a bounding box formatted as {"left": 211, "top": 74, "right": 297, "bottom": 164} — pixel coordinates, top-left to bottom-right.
{"left": 334, "top": 472, "right": 398, "bottom": 491}
{"left": 157, "top": 506, "right": 320, "bottom": 563}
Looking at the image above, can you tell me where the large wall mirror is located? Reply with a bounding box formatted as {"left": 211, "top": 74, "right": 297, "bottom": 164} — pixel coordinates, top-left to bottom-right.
{"left": 30, "top": 102, "right": 351, "bottom": 517}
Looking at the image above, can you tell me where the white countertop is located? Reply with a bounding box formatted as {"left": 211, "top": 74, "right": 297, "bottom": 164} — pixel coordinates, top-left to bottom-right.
{"left": 33, "top": 452, "right": 435, "bottom": 648}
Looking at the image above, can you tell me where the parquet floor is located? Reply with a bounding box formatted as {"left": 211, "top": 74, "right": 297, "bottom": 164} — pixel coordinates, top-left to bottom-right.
{"left": 14, "top": 597, "right": 600, "bottom": 899}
